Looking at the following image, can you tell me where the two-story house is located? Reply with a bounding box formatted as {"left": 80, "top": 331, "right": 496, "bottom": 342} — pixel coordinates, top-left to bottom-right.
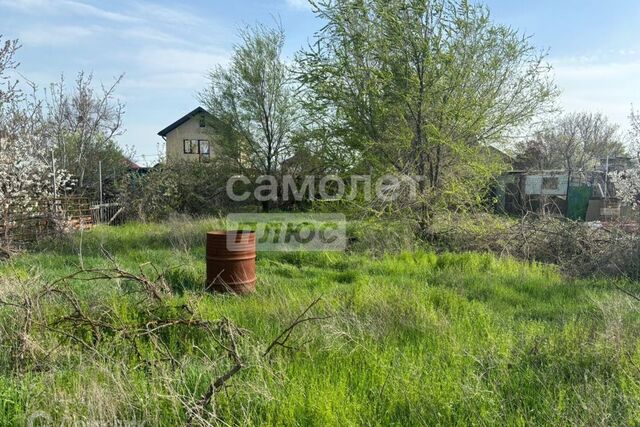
{"left": 158, "top": 107, "right": 212, "bottom": 162}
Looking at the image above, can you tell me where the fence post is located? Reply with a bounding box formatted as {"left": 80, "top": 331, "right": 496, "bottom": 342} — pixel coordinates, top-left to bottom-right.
{"left": 99, "top": 160, "right": 103, "bottom": 223}
{"left": 51, "top": 149, "right": 58, "bottom": 200}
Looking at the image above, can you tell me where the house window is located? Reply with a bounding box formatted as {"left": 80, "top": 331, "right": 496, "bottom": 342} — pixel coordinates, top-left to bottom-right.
{"left": 199, "top": 115, "right": 206, "bottom": 128}
{"left": 199, "top": 140, "right": 210, "bottom": 158}
{"left": 542, "top": 177, "right": 559, "bottom": 190}
{"left": 184, "top": 139, "right": 201, "bottom": 154}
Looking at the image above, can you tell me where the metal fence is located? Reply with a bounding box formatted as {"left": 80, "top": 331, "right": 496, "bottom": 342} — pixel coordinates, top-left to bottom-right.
{"left": 1, "top": 197, "right": 124, "bottom": 246}
{"left": 90, "top": 199, "right": 125, "bottom": 225}
{"left": 0, "top": 197, "right": 94, "bottom": 245}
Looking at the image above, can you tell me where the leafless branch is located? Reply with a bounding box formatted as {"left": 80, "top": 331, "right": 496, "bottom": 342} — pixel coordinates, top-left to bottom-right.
{"left": 188, "top": 297, "right": 329, "bottom": 425}
{"left": 613, "top": 283, "right": 640, "bottom": 303}
{"left": 262, "top": 297, "right": 329, "bottom": 357}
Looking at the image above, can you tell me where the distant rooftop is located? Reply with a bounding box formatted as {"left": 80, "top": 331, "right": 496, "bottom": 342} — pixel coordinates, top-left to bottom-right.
{"left": 157, "top": 107, "right": 209, "bottom": 137}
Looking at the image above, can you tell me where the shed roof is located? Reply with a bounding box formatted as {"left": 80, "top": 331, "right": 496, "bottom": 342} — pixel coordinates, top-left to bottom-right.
{"left": 157, "top": 106, "right": 209, "bottom": 137}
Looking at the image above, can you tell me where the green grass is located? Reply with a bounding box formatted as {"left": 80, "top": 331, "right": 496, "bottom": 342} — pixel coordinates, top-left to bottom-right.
{"left": 1, "top": 217, "right": 640, "bottom": 426}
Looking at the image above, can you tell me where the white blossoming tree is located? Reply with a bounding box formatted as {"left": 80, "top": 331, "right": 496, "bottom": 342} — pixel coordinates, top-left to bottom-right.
{"left": 610, "top": 109, "right": 640, "bottom": 211}
{"left": 0, "top": 37, "right": 73, "bottom": 250}
{"left": 611, "top": 167, "right": 640, "bottom": 210}
{"left": 0, "top": 139, "right": 73, "bottom": 247}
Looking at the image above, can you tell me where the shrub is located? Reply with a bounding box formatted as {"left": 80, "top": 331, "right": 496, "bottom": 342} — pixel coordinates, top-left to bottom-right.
{"left": 119, "top": 161, "right": 237, "bottom": 221}
{"left": 429, "top": 213, "right": 640, "bottom": 280}
{"left": 118, "top": 165, "right": 179, "bottom": 222}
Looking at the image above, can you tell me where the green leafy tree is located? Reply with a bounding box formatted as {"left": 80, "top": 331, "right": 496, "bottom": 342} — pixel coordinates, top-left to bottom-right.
{"left": 199, "top": 24, "right": 299, "bottom": 212}
{"left": 298, "top": 0, "right": 557, "bottom": 224}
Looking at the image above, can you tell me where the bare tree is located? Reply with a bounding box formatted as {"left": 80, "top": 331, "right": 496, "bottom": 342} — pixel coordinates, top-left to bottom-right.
{"left": 516, "top": 112, "right": 626, "bottom": 171}
{"left": 0, "top": 36, "right": 21, "bottom": 141}
{"left": 44, "top": 72, "right": 126, "bottom": 191}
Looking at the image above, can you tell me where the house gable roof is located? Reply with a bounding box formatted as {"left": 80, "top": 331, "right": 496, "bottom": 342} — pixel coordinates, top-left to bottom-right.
{"left": 157, "top": 106, "right": 210, "bottom": 137}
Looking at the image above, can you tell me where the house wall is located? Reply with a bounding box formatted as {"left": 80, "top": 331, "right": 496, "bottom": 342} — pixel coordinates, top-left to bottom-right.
{"left": 524, "top": 173, "right": 568, "bottom": 196}
{"left": 165, "top": 115, "right": 212, "bottom": 162}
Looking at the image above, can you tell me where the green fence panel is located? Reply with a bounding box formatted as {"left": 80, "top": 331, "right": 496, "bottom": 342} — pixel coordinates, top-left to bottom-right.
{"left": 567, "top": 186, "right": 592, "bottom": 221}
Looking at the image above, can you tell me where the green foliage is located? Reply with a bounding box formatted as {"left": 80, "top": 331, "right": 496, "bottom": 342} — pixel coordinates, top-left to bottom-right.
{"left": 167, "top": 161, "right": 230, "bottom": 215}
{"left": 199, "top": 24, "right": 298, "bottom": 180}
{"left": 58, "top": 135, "right": 129, "bottom": 198}
{"left": 118, "top": 166, "right": 179, "bottom": 221}
{"left": 0, "top": 218, "right": 639, "bottom": 425}
{"left": 119, "top": 161, "right": 233, "bottom": 221}
{"left": 297, "top": 0, "right": 557, "bottom": 219}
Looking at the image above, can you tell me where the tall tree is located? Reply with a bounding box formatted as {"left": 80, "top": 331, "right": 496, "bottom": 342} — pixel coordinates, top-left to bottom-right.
{"left": 199, "top": 24, "right": 298, "bottom": 211}
{"left": 0, "top": 36, "right": 20, "bottom": 141}
{"left": 44, "top": 72, "right": 126, "bottom": 193}
{"left": 0, "top": 37, "right": 73, "bottom": 251}
{"left": 298, "top": 0, "right": 557, "bottom": 223}
{"left": 515, "top": 112, "right": 626, "bottom": 171}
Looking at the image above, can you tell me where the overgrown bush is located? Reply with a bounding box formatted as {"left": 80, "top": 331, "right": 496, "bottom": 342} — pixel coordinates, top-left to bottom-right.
{"left": 346, "top": 218, "right": 425, "bottom": 255}
{"left": 119, "top": 161, "right": 238, "bottom": 221}
{"left": 118, "top": 165, "right": 178, "bottom": 221}
{"left": 429, "top": 213, "right": 640, "bottom": 280}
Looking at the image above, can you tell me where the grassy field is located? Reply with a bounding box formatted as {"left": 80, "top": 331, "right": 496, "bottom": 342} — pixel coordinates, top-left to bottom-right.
{"left": 1, "top": 217, "right": 640, "bottom": 426}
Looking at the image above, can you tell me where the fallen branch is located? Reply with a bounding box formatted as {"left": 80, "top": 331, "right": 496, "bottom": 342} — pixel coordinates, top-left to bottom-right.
{"left": 188, "top": 297, "right": 329, "bottom": 425}
{"left": 187, "top": 318, "right": 244, "bottom": 426}
{"left": 262, "top": 297, "right": 330, "bottom": 357}
{"left": 49, "top": 249, "right": 170, "bottom": 302}
{"left": 0, "top": 244, "right": 18, "bottom": 260}
{"left": 0, "top": 272, "right": 210, "bottom": 372}
{"left": 613, "top": 283, "right": 640, "bottom": 303}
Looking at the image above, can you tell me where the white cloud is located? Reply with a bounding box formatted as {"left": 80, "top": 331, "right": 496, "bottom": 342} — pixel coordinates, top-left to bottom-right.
{"left": 16, "top": 23, "right": 190, "bottom": 48}
{"left": 122, "top": 72, "right": 208, "bottom": 90}
{"left": 119, "top": 48, "right": 229, "bottom": 93}
{"left": 61, "top": 0, "right": 138, "bottom": 22}
{"left": 19, "top": 25, "right": 102, "bottom": 46}
{"left": 0, "top": 0, "right": 51, "bottom": 11}
{"left": 131, "top": 1, "right": 206, "bottom": 26}
{"left": 3, "top": 0, "right": 231, "bottom": 49}
{"left": 135, "top": 48, "right": 229, "bottom": 74}
{"left": 285, "top": 0, "right": 311, "bottom": 10}
{"left": 0, "top": 0, "right": 138, "bottom": 22}
{"left": 119, "top": 27, "right": 185, "bottom": 45}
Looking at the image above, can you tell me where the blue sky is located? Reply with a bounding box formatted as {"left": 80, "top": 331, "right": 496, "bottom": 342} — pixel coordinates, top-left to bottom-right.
{"left": 1, "top": 0, "right": 639, "bottom": 165}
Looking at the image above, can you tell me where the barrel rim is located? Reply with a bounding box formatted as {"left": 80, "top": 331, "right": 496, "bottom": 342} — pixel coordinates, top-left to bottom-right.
{"left": 207, "top": 229, "right": 255, "bottom": 237}
{"left": 207, "top": 255, "right": 256, "bottom": 261}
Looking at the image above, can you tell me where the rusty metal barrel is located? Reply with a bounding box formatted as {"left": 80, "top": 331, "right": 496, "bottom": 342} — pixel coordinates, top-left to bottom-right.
{"left": 206, "top": 230, "right": 256, "bottom": 294}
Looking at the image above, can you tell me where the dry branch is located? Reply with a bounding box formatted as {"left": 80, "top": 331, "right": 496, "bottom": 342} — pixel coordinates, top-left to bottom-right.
{"left": 49, "top": 249, "right": 170, "bottom": 302}
{"left": 1, "top": 257, "right": 331, "bottom": 426}
{"left": 188, "top": 297, "right": 330, "bottom": 425}
{"left": 262, "top": 297, "right": 330, "bottom": 357}
{"left": 613, "top": 283, "right": 640, "bottom": 303}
